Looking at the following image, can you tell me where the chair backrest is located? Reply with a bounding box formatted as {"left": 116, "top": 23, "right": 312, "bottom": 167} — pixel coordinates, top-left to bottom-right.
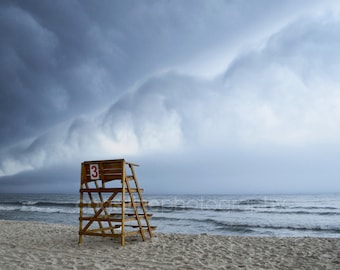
{"left": 81, "top": 159, "right": 125, "bottom": 185}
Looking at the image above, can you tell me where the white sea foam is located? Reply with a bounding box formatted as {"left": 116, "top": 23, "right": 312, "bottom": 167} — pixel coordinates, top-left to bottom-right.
{"left": 0, "top": 193, "right": 339, "bottom": 237}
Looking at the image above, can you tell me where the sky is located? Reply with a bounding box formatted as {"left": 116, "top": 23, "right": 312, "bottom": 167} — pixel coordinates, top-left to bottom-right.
{"left": 1, "top": 0, "right": 340, "bottom": 194}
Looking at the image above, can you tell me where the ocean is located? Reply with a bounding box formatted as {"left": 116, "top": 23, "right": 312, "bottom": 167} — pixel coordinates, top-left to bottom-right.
{"left": 0, "top": 193, "right": 339, "bottom": 238}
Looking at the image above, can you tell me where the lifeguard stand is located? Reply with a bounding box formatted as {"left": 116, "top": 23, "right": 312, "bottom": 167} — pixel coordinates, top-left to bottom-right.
{"left": 78, "top": 159, "right": 156, "bottom": 246}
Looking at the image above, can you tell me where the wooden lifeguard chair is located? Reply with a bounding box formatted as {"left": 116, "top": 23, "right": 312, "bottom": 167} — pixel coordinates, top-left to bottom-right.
{"left": 78, "top": 159, "right": 156, "bottom": 246}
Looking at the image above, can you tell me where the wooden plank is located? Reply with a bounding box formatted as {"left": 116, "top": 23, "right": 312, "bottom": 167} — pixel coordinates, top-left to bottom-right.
{"left": 127, "top": 225, "right": 157, "bottom": 230}
{"left": 83, "top": 228, "right": 153, "bottom": 238}
{"left": 80, "top": 188, "right": 143, "bottom": 193}
{"left": 78, "top": 201, "right": 148, "bottom": 208}
{"left": 80, "top": 188, "right": 122, "bottom": 193}
{"left": 79, "top": 163, "right": 85, "bottom": 244}
{"left": 86, "top": 227, "right": 120, "bottom": 233}
{"left": 121, "top": 162, "right": 126, "bottom": 246}
{"left": 125, "top": 161, "right": 139, "bottom": 167}
{"left": 82, "top": 228, "right": 152, "bottom": 238}
{"left": 101, "top": 174, "right": 123, "bottom": 182}
{"left": 82, "top": 159, "right": 125, "bottom": 165}
{"left": 78, "top": 201, "right": 149, "bottom": 208}
{"left": 81, "top": 232, "right": 121, "bottom": 238}
{"left": 102, "top": 162, "right": 124, "bottom": 167}
{"left": 83, "top": 174, "right": 122, "bottom": 182}
{"left": 80, "top": 214, "right": 153, "bottom": 222}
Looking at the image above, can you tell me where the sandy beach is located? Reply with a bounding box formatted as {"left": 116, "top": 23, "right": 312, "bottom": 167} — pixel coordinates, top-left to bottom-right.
{"left": 0, "top": 220, "right": 339, "bottom": 270}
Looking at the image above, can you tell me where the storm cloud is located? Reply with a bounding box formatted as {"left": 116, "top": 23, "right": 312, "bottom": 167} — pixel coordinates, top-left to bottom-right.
{"left": 1, "top": 0, "right": 340, "bottom": 193}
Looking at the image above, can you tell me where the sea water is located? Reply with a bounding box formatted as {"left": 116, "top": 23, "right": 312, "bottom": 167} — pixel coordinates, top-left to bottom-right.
{"left": 0, "top": 193, "right": 339, "bottom": 238}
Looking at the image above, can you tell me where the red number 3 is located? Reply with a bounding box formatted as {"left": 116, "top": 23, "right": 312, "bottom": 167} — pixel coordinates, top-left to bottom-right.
{"left": 90, "top": 164, "right": 99, "bottom": 180}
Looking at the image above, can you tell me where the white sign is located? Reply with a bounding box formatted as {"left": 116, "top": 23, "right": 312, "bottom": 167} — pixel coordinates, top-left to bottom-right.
{"left": 90, "top": 164, "right": 100, "bottom": 180}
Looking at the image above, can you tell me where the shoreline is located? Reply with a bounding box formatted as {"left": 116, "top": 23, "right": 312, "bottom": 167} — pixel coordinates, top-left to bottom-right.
{"left": 0, "top": 220, "right": 339, "bottom": 269}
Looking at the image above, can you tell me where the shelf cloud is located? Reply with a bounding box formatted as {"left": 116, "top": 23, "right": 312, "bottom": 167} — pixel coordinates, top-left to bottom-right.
{"left": 1, "top": 0, "right": 340, "bottom": 193}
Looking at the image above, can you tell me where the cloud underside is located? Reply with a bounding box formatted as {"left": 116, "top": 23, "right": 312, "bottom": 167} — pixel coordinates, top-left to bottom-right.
{"left": 1, "top": 1, "right": 340, "bottom": 192}
{"left": 2, "top": 15, "right": 340, "bottom": 179}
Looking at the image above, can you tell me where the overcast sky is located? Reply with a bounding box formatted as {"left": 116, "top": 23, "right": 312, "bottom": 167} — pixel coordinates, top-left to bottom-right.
{"left": 1, "top": 0, "right": 340, "bottom": 194}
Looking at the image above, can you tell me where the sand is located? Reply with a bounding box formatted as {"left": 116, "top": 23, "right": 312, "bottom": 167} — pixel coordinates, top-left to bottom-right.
{"left": 0, "top": 220, "right": 339, "bottom": 270}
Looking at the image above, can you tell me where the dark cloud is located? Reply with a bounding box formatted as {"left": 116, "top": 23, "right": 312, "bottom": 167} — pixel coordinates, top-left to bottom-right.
{"left": 0, "top": 0, "right": 315, "bottom": 146}
{"left": 1, "top": 0, "right": 340, "bottom": 193}
{"left": 0, "top": 0, "right": 210, "bottom": 144}
{"left": 0, "top": 0, "right": 119, "bottom": 147}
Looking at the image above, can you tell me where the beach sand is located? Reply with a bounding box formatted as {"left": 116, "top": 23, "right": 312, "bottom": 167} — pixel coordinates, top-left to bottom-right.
{"left": 0, "top": 220, "right": 339, "bottom": 269}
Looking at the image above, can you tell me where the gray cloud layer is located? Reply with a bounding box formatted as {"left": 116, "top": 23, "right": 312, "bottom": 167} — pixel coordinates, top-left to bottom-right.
{"left": 1, "top": 0, "right": 340, "bottom": 193}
